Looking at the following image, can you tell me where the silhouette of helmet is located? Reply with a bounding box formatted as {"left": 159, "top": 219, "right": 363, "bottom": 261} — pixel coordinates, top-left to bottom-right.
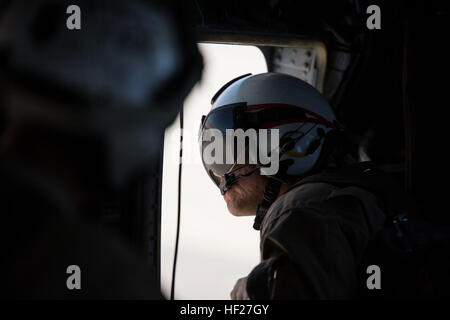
{"left": 199, "top": 72, "right": 337, "bottom": 194}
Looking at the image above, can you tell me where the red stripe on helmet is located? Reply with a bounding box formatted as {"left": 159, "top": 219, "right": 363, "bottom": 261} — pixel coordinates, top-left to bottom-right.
{"left": 246, "top": 103, "right": 335, "bottom": 129}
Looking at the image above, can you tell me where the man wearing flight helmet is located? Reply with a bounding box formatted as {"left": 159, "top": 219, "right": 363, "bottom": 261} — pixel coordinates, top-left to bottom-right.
{"left": 198, "top": 73, "right": 386, "bottom": 299}
{"left": 0, "top": 0, "right": 202, "bottom": 298}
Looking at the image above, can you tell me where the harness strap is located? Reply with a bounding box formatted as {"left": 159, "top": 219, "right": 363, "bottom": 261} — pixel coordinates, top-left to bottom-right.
{"left": 253, "top": 178, "right": 282, "bottom": 230}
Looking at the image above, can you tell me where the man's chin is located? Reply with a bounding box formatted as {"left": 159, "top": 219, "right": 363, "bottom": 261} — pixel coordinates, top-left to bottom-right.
{"left": 223, "top": 188, "right": 257, "bottom": 216}
{"left": 225, "top": 200, "right": 256, "bottom": 217}
{"left": 229, "top": 210, "right": 255, "bottom": 217}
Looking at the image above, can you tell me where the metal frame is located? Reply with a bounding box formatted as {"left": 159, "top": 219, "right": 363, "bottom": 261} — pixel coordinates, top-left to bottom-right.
{"left": 196, "top": 31, "right": 327, "bottom": 92}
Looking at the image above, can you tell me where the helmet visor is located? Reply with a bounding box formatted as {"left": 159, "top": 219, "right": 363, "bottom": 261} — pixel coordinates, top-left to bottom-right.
{"left": 198, "top": 103, "right": 247, "bottom": 181}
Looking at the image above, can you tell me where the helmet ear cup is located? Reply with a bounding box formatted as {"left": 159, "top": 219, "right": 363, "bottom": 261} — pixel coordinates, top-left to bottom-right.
{"left": 280, "top": 135, "right": 296, "bottom": 153}
{"left": 305, "top": 127, "right": 326, "bottom": 155}
{"left": 306, "top": 138, "right": 321, "bottom": 155}
{"left": 309, "top": 128, "right": 356, "bottom": 174}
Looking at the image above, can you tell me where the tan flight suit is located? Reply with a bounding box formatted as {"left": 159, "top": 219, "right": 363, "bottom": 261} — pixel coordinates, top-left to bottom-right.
{"left": 247, "top": 181, "right": 386, "bottom": 299}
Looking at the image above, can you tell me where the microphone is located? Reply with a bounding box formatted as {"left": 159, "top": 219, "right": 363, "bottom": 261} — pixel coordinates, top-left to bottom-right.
{"left": 219, "top": 173, "right": 238, "bottom": 195}
{"left": 219, "top": 166, "right": 261, "bottom": 195}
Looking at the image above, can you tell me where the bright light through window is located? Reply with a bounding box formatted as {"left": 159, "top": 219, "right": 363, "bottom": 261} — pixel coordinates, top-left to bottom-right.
{"left": 161, "top": 43, "right": 268, "bottom": 299}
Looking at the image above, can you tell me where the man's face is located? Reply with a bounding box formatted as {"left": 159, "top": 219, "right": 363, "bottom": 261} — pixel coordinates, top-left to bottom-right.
{"left": 216, "top": 164, "right": 268, "bottom": 217}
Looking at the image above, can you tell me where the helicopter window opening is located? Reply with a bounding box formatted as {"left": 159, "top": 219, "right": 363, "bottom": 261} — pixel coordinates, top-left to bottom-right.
{"left": 161, "top": 43, "right": 267, "bottom": 299}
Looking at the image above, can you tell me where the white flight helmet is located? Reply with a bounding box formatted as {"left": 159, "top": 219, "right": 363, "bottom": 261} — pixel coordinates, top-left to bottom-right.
{"left": 199, "top": 72, "right": 338, "bottom": 192}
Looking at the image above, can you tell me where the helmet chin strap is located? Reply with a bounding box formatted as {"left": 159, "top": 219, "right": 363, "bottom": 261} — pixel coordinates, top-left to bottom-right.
{"left": 253, "top": 177, "right": 282, "bottom": 230}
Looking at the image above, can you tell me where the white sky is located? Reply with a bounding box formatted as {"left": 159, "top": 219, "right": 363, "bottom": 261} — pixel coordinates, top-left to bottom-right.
{"left": 161, "top": 43, "right": 268, "bottom": 299}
